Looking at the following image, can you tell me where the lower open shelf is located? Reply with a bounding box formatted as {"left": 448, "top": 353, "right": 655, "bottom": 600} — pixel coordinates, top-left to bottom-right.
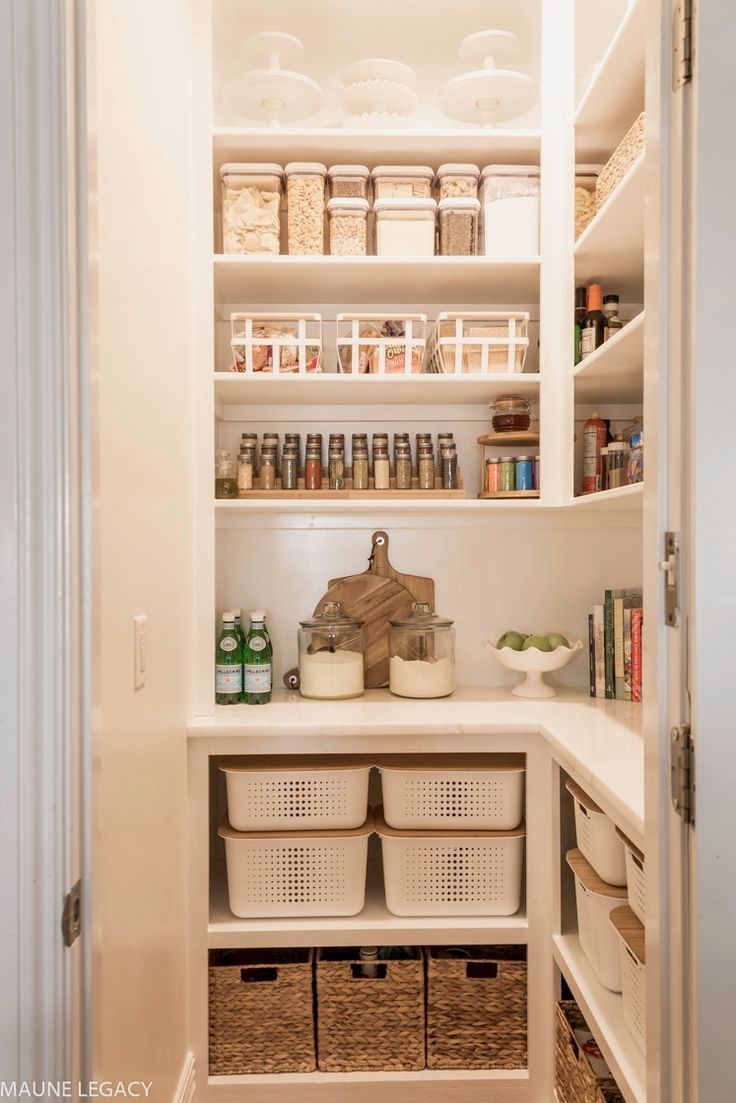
{"left": 207, "top": 1068, "right": 530, "bottom": 1102}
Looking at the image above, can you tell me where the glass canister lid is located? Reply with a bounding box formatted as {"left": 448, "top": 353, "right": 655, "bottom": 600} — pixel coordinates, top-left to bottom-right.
{"left": 490, "top": 394, "right": 531, "bottom": 414}
{"left": 389, "top": 601, "right": 454, "bottom": 629}
{"left": 300, "top": 600, "right": 365, "bottom": 629}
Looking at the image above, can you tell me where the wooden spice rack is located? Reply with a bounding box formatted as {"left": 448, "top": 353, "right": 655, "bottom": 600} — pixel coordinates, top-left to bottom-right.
{"left": 477, "top": 431, "right": 541, "bottom": 501}
{"left": 232, "top": 466, "right": 466, "bottom": 500}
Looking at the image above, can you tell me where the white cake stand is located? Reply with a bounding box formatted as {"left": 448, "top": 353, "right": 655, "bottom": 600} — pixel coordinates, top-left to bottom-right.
{"left": 228, "top": 32, "right": 323, "bottom": 128}
{"left": 438, "top": 30, "right": 537, "bottom": 127}
{"left": 488, "top": 639, "right": 584, "bottom": 698}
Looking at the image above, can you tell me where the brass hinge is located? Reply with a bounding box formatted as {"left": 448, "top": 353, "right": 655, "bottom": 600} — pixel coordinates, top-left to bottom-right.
{"left": 671, "top": 725, "right": 695, "bottom": 824}
{"left": 673, "top": 0, "right": 694, "bottom": 90}
{"left": 61, "top": 879, "right": 81, "bottom": 947}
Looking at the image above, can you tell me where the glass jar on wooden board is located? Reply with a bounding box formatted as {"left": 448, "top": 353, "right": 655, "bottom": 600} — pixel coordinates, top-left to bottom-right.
{"left": 298, "top": 601, "right": 365, "bottom": 700}
{"left": 389, "top": 602, "right": 456, "bottom": 699}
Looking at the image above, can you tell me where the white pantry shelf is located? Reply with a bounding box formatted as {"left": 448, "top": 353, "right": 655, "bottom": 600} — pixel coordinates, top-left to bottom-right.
{"left": 553, "top": 933, "right": 646, "bottom": 1103}
{"left": 214, "top": 497, "right": 545, "bottom": 518}
{"left": 575, "top": 0, "right": 646, "bottom": 160}
{"left": 213, "top": 255, "right": 541, "bottom": 308}
{"left": 573, "top": 313, "right": 644, "bottom": 403}
{"left": 574, "top": 154, "right": 645, "bottom": 300}
{"left": 214, "top": 371, "right": 541, "bottom": 407}
{"left": 213, "top": 127, "right": 542, "bottom": 167}
{"left": 570, "top": 483, "right": 643, "bottom": 511}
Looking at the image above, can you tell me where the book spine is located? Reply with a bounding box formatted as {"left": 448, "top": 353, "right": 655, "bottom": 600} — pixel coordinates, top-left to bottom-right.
{"left": 594, "top": 605, "right": 605, "bottom": 698}
{"left": 588, "top": 613, "right": 596, "bottom": 697}
{"left": 613, "top": 591, "right": 625, "bottom": 700}
{"left": 632, "top": 608, "right": 643, "bottom": 702}
{"left": 604, "top": 590, "right": 615, "bottom": 699}
{"left": 623, "top": 607, "right": 633, "bottom": 701}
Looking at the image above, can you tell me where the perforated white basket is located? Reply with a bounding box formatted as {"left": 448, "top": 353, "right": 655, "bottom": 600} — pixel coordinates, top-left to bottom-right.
{"left": 567, "top": 849, "right": 628, "bottom": 992}
{"left": 378, "top": 754, "right": 524, "bottom": 831}
{"left": 617, "top": 827, "right": 646, "bottom": 925}
{"left": 566, "top": 778, "right": 627, "bottom": 886}
{"left": 611, "top": 905, "right": 646, "bottom": 1052}
{"left": 375, "top": 808, "right": 524, "bottom": 916}
{"left": 219, "top": 814, "right": 373, "bottom": 918}
{"left": 220, "top": 756, "right": 372, "bottom": 832}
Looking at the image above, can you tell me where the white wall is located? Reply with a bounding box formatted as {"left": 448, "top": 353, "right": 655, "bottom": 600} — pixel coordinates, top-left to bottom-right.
{"left": 90, "top": 0, "right": 194, "bottom": 1097}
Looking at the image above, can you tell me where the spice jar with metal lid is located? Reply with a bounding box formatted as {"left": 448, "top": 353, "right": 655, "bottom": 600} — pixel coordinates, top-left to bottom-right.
{"left": 486, "top": 456, "right": 500, "bottom": 493}
{"left": 515, "top": 455, "right": 534, "bottom": 491}
{"left": 298, "top": 600, "right": 365, "bottom": 700}
{"left": 329, "top": 448, "right": 345, "bottom": 490}
{"left": 373, "top": 447, "right": 390, "bottom": 490}
{"left": 499, "top": 456, "right": 516, "bottom": 492}
{"left": 389, "top": 602, "right": 456, "bottom": 699}
{"left": 259, "top": 452, "right": 276, "bottom": 491}
{"left": 281, "top": 449, "right": 299, "bottom": 491}
{"left": 395, "top": 444, "right": 412, "bottom": 490}
{"left": 352, "top": 447, "right": 369, "bottom": 490}
{"left": 441, "top": 445, "right": 459, "bottom": 489}
{"left": 304, "top": 445, "right": 322, "bottom": 490}
{"left": 417, "top": 445, "right": 435, "bottom": 490}
{"left": 237, "top": 450, "right": 254, "bottom": 492}
{"left": 490, "top": 395, "right": 532, "bottom": 434}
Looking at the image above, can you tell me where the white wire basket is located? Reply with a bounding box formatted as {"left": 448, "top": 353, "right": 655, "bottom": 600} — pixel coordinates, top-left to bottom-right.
{"left": 567, "top": 849, "right": 628, "bottom": 992}
{"left": 566, "top": 778, "right": 627, "bottom": 886}
{"left": 336, "top": 313, "right": 426, "bottom": 375}
{"left": 611, "top": 905, "right": 646, "bottom": 1052}
{"left": 424, "top": 311, "right": 529, "bottom": 375}
{"left": 230, "top": 312, "right": 322, "bottom": 374}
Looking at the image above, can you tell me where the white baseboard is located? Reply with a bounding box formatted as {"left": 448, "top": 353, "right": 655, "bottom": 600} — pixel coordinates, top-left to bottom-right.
{"left": 172, "top": 1052, "right": 196, "bottom": 1103}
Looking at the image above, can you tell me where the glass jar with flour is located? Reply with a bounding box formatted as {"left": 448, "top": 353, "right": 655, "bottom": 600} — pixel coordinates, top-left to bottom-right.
{"left": 389, "top": 602, "right": 455, "bottom": 699}
{"left": 298, "top": 601, "right": 365, "bottom": 700}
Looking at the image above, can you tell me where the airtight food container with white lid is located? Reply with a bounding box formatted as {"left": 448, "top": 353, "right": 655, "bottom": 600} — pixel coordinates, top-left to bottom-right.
{"left": 374, "top": 198, "right": 437, "bottom": 257}
{"left": 436, "top": 163, "right": 480, "bottom": 200}
{"left": 284, "top": 162, "right": 327, "bottom": 255}
{"left": 480, "top": 164, "right": 540, "bottom": 257}
{"left": 371, "top": 165, "right": 434, "bottom": 200}
{"left": 219, "top": 163, "right": 283, "bottom": 255}
{"left": 327, "top": 197, "right": 370, "bottom": 256}
{"left": 327, "top": 164, "right": 371, "bottom": 200}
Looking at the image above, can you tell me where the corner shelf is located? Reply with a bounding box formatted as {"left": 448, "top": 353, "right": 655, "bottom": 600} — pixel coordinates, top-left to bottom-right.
{"left": 569, "top": 483, "right": 643, "bottom": 511}
{"left": 477, "top": 432, "right": 540, "bottom": 447}
{"left": 573, "top": 313, "right": 644, "bottom": 403}
{"left": 574, "top": 155, "right": 645, "bottom": 300}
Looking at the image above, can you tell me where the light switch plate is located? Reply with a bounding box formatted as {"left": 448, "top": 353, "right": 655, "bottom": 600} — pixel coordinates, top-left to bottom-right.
{"left": 133, "top": 614, "right": 147, "bottom": 689}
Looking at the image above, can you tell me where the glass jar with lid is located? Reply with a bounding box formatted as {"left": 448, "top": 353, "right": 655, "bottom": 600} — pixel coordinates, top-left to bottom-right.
{"left": 490, "top": 394, "right": 532, "bottom": 433}
{"left": 388, "top": 602, "right": 455, "bottom": 699}
{"left": 298, "top": 601, "right": 365, "bottom": 700}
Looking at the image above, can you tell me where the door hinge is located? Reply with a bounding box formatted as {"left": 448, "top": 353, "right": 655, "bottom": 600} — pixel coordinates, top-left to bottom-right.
{"left": 673, "top": 0, "right": 694, "bottom": 90}
{"left": 61, "top": 880, "right": 81, "bottom": 947}
{"left": 671, "top": 724, "right": 695, "bottom": 824}
{"left": 659, "top": 531, "right": 680, "bottom": 627}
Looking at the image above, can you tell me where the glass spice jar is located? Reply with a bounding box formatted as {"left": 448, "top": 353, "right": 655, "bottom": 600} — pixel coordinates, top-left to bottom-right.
{"left": 499, "top": 456, "right": 516, "bottom": 492}
{"left": 241, "top": 432, "right": 259, "bottom": 472}
{"left": 281, "top": 450, "right": 299, "bottom": 490}
{"left": 486, "top": 457, "right": 500, "bottom": 493}
{"left": 441, "top": 446, "right": 458, "bottom": 489}
{"left": 515, "top": 455, "right": 534, "bottom": 491}
{"left": 305, "top": 446, "right": 322, "bottom": 490}
{"left": 395, "top": 447, "right": 412, "bottom": 490}
{"left": 237, "top": 450, "right": 254, "bottom": 492}
{"left": 490, "top": 395, "right": 532, "bottom": 434}
{"left": 533, "top": 454, "right": 540, "bottom": 490}
{"left": 418, "top": 447, "right": 435, "bottom": 490}
{"left": 373, "top": 448, "right": 390, "bottom": 490}
{"left": 215, "top": 451, "right": 238, "bottom": 499}
{"left": 329, "top": 449, "right": 345, "bottom": 490}
{"left": 437, "top": 432, "right": 454, "bottom": 453}
{"left": 259, "top": 452, "right": 276, "bottom": 491}
{"left": 352, "top": 449, "right": 369, "bottom": 490}
{"left": 262, "top": 432, "right": 280, "bottom": 466}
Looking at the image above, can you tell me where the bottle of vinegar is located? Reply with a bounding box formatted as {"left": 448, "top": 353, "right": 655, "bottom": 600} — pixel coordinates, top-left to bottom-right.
{"left": 215, "top": 611, "right": 243, "bottom": 705}
{"left": 243, "top": 609, "right": 272, "bottom": 705}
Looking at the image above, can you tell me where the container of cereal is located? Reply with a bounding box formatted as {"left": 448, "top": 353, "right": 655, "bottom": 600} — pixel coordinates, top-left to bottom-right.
{"left": 436, "top": 163, "right": 480, "bottom": 201}
{"left": 285, "top": 162, "right": 327, "bottom": 255}
{"left": 327, "top": 198, "right": 369, "bottom": 256}
{"left": 374, "top": 198, "right": 437, "bottom": 257}
{"left": 372, "top": 165, "right": 434, "bottom": 200}
{"left": 480, "top": 165, "right": 540, "bottom": 257}
{"left": 328, "top": 164, "right": 370, "bottom": 200}
{"left": 438, "top": 197, "right": 480, "bottom": 256}
{"left": 220, "top": 163, "right": 283, "bottom": 255}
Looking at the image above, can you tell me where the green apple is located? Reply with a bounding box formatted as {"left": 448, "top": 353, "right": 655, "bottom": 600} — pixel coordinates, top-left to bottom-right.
{"left": 497, "top": 630, "right": 527, "bottom": 651}
{"left": 521, "top": 634, "right": 554, "bottom": 652}
{"left": 546, "top": 633, "right": 570, "bottom": 650}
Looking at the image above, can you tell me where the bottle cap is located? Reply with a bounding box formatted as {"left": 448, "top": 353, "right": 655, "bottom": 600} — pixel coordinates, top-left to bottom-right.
{"left": 250, "top": 609, "right": 266, "bottom": 621}
{"left": 222, "top": 611, "right": 235, "bottom": 622}
{"left": 232, "top": 608, "right": 242, "bottom": 617}
{"left": 587, "top": 283, "right": 603, "bottom": 310}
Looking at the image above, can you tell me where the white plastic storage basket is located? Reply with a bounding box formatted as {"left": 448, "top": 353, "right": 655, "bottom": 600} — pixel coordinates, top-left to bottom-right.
{"left": 219, "top": 755, "right": 373, "bottom": 832}
{"left": 566, "top": 779, "right": 627, "bottom": 886}
{"left": 610, "top": 905, "right": 646, "bottom": 1052}
{"left": 375, "top": 807, "right": 524, "bottom": 917}
{"left": 617, "top": 827, "right": 645, "bottom": 925}
{"left": 423, "top": 312, "right": 530, "bottom": 375}
{"left": 336, "top": 314, "right": 426, "bottom": 375}
{"left": 219, "top": 813, "right": 373, "bottom": 918}
{"left": 377, "top": 754, "right": 524, "bottom": 831}
{"left": 230, "top": 312, "right": 322, "bottom": 374}
{"left": 567, "top": 849, "right": 628, "bottom": 992}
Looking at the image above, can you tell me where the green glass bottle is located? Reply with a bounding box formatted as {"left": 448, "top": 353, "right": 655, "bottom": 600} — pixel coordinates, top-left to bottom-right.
{"left": 243, "top": 609, "right": 272, "bottom": 705}
{"left": 232, "top": 608, "right": 245, "bottom": 648}
{"left": 215, "top": 611, "right": 242, "bottom": 705}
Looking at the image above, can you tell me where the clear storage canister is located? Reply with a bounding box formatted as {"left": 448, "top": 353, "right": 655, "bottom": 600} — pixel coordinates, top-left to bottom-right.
{"left": 327, "top": 198, "right": 369, "bottom": 256}
{"left": 374, "top": 198, "right": 437, "bottom": 257}
{"left": 371, "top": 165, "right": 434, "bottom": 200}
{"left": 328, "top": 164, "right": 370, "bottom": 200}
{"left": 298, "top": 601, "right": 365, "bottom": 701}
{"left": 220, "top": 163, "right": 282, "bottom": 255}
{"left": 436, "top": 163, "right": 480, "bottom": 200}
{"left": 481, "top": 165, "right": 540, "bottom": 257}
{"left": 438, "top": 197, "right": 480, "bottom": 256}
{"left": 389, "top": 602, "right": 455, "bottom": 699}
{"left": 285, "top": 162, "right": 327, "bottom": 255}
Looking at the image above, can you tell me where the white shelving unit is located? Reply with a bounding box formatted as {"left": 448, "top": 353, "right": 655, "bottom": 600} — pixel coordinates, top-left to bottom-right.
{"left": 574, "top": 155, "right": 645, "bottom": 298}
{"left": 573, "top": 313, "right": 644, "bottom": 403}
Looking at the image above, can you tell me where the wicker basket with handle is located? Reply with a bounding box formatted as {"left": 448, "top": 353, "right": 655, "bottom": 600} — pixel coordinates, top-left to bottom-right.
{"left": 209, "top": 948, "right": 315, "bottom": 1075}
{"left": 426, "top": 945, "right": 527, "bottom": 1069}
{"left": 555, "top": 1001, "right": 616, "bottom": 1103}
{"left": 316, "top": 947, "right": 425, "bottom": 1072}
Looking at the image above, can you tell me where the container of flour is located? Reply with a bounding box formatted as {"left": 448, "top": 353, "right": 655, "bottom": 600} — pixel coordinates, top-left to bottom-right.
{"left": 388, "top": 602, "right": 455, "bottom": 699}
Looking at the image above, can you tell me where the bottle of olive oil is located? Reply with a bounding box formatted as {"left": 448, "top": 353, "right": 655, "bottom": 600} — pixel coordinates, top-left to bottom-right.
{"left": 243, "top": 609, "right": 272, "bottom": 705}
{"left": 215, "top": 611, "right": 242, "bottom": 705}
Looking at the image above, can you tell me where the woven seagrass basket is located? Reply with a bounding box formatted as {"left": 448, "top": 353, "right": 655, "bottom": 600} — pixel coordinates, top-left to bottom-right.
{"left": 316, "top": 947, "right": 425, "bottom": 1072}
{"left": 426, "top": 945, "right": 527, "bottom": 1069}
{"left": 556, "top": 1001, "right": 616, "bottom": 1103}
{"left": 595, "top": 112, "right": 645, "bottom": 211}
{"left": 209, "top": 948, "right": 315, "bottom": 1075}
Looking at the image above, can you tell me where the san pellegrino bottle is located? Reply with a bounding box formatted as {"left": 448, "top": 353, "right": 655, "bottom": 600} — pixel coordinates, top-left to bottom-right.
{"left": 243, "top": 609, "right": 272, "bottom": 705}
{"left": 215, "top": 611, "right": 242, "bottom": 705}
{"left": 232, "top": 608, "right": 245, "bottom": 647}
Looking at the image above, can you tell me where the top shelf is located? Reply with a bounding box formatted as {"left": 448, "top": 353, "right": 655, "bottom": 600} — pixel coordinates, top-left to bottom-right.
{"left": 575, "top": 0, "right": 646, "bottom": 160}
{"left": 213, "top": 127, "right": 542, "bottom": 168}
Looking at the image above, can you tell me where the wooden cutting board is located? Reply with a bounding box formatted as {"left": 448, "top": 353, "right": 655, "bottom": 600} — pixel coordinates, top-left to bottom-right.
{"left": 328, "top": 531, "right": 435, "bottom": 610}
